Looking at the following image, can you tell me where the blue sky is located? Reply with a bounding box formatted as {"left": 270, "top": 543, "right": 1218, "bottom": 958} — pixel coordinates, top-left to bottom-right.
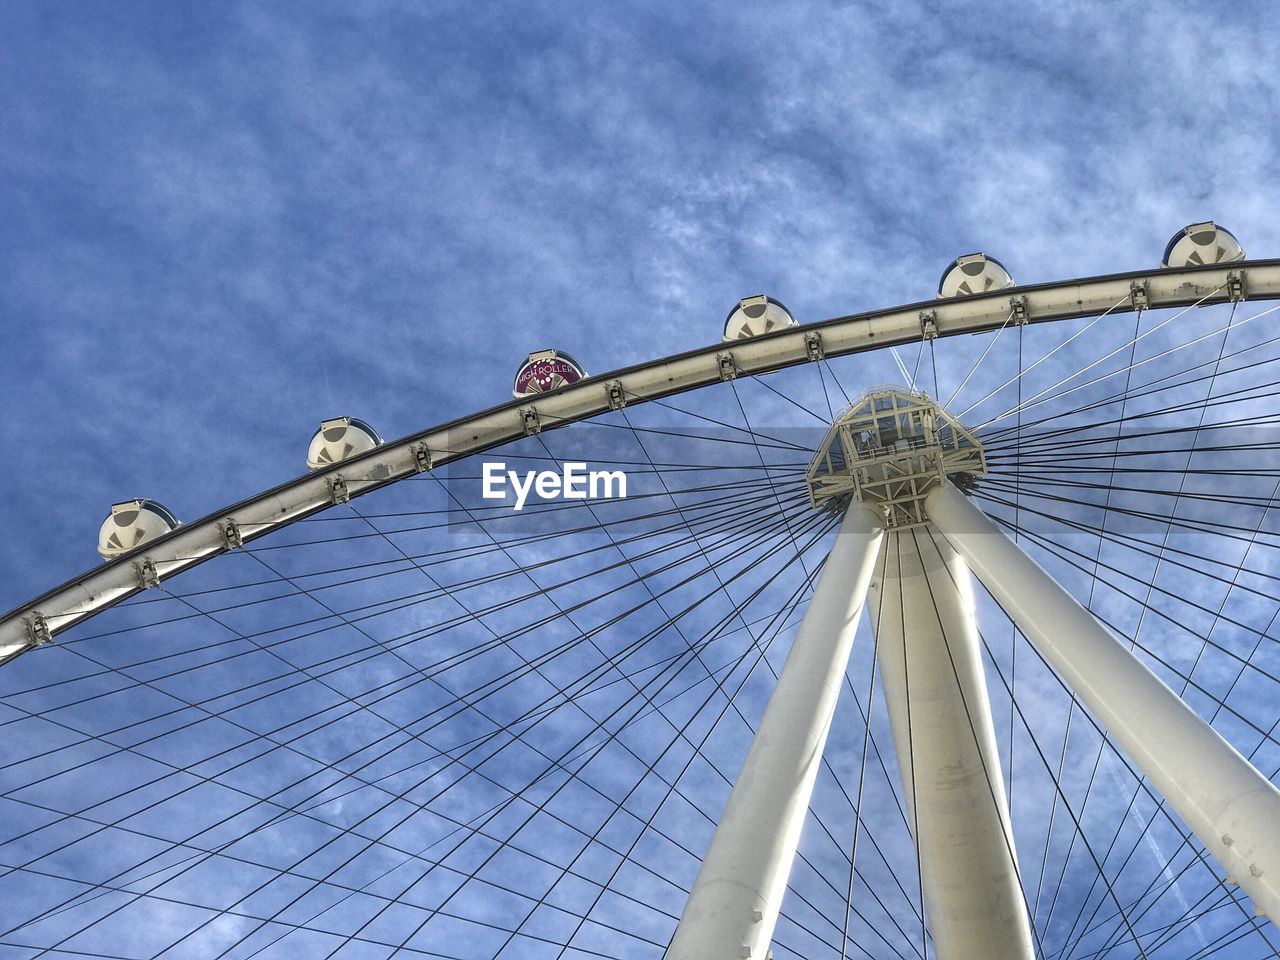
{"left": 4, "top": 3, "right": 1280, "bottom": 958}
{"left": 5, "top": 0, "right": 1280, "bottom": 603}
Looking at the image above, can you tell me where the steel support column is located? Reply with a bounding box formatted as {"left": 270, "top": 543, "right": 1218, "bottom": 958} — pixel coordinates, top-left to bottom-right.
{"left": 870, "top": 528, "right": 1036, "bottom": 960}
{"left": 927, "top": 479, "right": 1280, "bottom": 923}
{"left": 667, "top": 503, "right": 884, "bottom": 960}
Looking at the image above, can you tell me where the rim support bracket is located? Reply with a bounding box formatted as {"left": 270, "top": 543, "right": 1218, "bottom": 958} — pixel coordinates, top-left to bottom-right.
{"left": 804, "top": 331, "right": 825, "bottom": 361}
{"left": 606, "top": 380, "right": 626, "bottom": 410}
{"left": 134, "top": 559, "right": 160, "bottom": 590}
{"left": 326, "top": 475, "right": 350, "bottom": 504}
{"left": 412, "top": 442, "right": 434, "bottom": 473}
{"left": 23, "top": 613, "right": 51, "bottom": 647}
{"left": 219, "top": 518, "right": 243, "bottom": 550}
{"left": 920, "top": 310, "right": 939, "bottom": 340}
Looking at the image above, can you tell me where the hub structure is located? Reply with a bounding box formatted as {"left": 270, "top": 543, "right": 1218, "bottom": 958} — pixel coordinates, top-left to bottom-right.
{"left": 805, "top": 387, "right": 985, "bottom": 527}
{"left": 667, "top": 385, "right": 1280, "bottom": 960}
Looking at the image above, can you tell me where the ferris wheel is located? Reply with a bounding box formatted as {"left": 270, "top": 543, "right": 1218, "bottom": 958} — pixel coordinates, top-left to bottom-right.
{"left": 2, "top": 221, "right": 1279, "bottom": 960}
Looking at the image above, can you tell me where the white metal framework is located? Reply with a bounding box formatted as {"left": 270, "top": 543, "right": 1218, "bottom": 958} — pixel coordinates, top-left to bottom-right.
{"left": 805, "top": 388, "right": 985, "bottom": 525}
{"left": 927, "top": 481, "right": 1280, "bottom": 926}
{"left": 666, "top": 504, "right": 883, "bottom": 959}
{"left": 1, "top": 261, "right": 1273, "bottom": 666}
{"left": 3, "top": 257, "right": 1280, "bottom": 959}
{"left": 673, "top": 390, "right": 1280, "bottom": 957}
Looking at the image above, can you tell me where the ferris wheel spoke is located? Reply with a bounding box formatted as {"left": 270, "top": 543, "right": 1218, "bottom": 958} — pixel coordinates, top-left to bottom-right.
{"left": 1094, "top": 881, "right": 1270, "bottom": 960}
{"left": 2, "top": 506, "right": 819, "bottom": 952}
{"left": 984, "top": 480, "right": 1280, "bottom": 954}
{"left": 954, "top": 293, "right": 1133, "bottom": 423}
{"left": 978, "top": 481, "right": 1280, "bottom": 555}
{"left": 998, "top": 296, "right": 1280, "bottom": 443}
{"left": 961, "top": 580, "right": 1152, "bottom": 958}
{"left": 22, "top": 514, "right": 829, "bottom": 960}
{"left": 1, "top": 747, "right": 697, "bottom": 949}
{"left": 984, "top": 398, "right": 1280, "bottom": 462}
{"left": 208, "top": 504, "right": 834, "bottom": 960}
{"left": 985, "top": 389, "right": 1277, "bottom": 456}
{"left": 1060, "top": 885, "right": 1249, "bottom": 960}
{"left": 899, "top": 339, "right": 924, "bottom": 392}
{"left": 988, "top": 426, "right": 1280, "bottom": 470}
{"left": 287, "top": 523, "right": 831, "bottom": 960}
{"left": 1101, "top": 819, "right": 1275, "bottom": 958}
{"left": 0, "top": 853, "right": 656, "bottom": 960}
{"left": 839, "top": 544, "right": 889, "bottom": 960}
{"left": 818, "top": 355, "right": 855, "bottom": 409}
{"left": 983, "top": 474, "right": 1280, "bottom": 519}
{"left": 8, "top": 261, "right": 1280, "bottom": 956}
{"left": 973, "top": 508, "right": 1280, "bottom": 957}
{"left": 249, "top": 503, "right": 831, "bottom": 953}
{"left": 941, "top": 308, "right": 1016, "bottom": 411}
{"left": 1007, "top": 313, "right": 1028, "bottom": 835}
{"left": 2, "top": 484, "right": 808, "bottom": 739}
{"left": 792, "top": 660, "right": 940, "bottom": 958}
{"left": 891, "top": 533, "right": 929, "bottom": 959}
{"left": 1143, "top": 892, "right": 1276, "bottom": 960}
{"left": 971, "top": 577, "right": 1234, "bottom": 960}
{"left": 931, "top": 491, "right": 1269, "bottom": 957}
{"left": 557, "top": 407, "right": 812, "bottom": 455}
{"left": 721, "top": 379, "right": 821, "bottom": 590}
{"left": 1, "top": 498, "right": 817, "bottom": 837}
{"left": 534, "top": 428, "right": 927, "bottom": 951}
{"left": 734, "top": 362, "right": 836, "bottom": 428}
{"left": 778, "top": 560, "right": 930, "bottom": 954}
{"left": 19, "top": 476, "right": 803, "bottom": 694}
{"left": 814, "top": 354, "right": 838, "bottom": 423}
{"left": 975, "top": 483, "right": 1280, "bottom": 651}
{"left": 977, "top": 506, "right": 1280, "bottom": 745}
{"left": 1040, "top": 304, "right": 1143, "bottom": 934}
{"left": 421, "top": 437, "right": 867, "bottom": 957}
{"left": 634, "top": 390, "right": 816, "bottom": 453}
{"left": 1093, "top": 873, "right": 1240, "bottom": 960}
{"left": 979, "top": 319, "right": 1280, "bottom": 451}
{"left": 975, "top": 288, "right": 1236, "bottom": 432}
{"left": 998, "top": 312, "right": 1245, "bottom": 945}
{"left": 242, "top": 467, "right": 809, "bottom": 552}
{"left": 519, "top": 529, "right": 911, "bottom": 957}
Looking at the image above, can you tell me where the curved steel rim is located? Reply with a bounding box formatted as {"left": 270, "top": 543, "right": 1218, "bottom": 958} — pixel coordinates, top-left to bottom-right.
{"left": 2, "top": 259, "right": 1274, "bottom": 665}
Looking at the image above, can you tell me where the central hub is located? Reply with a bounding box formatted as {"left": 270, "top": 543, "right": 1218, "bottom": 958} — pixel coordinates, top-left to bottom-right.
{"left": 806, "top": 387, "right": 985, "bottom": 528}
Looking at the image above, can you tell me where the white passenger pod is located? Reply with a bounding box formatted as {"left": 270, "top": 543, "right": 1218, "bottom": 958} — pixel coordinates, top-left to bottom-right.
{"left": 1162, "top": 221, "right": 1246, "bottom": 268}
{"left": 938, "top": 253, "right": 1015, "bottom": 297}
{"left": 97, "top": 500, "right": 180, "bottom": 560}
{"left": 306, "top": 417, "right": 382, "bottom": 471}
{"left": 722, "top": 295, "right": 797, "bottom": 341}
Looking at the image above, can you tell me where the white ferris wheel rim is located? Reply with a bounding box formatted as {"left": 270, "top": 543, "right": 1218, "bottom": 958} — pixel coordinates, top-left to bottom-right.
{"left": 1, "top": 258, "right": 1273, "bottom": 667}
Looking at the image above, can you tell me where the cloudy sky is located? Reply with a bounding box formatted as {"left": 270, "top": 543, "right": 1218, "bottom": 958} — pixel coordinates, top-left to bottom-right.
{"left": 3, "top": 3, "right": 1280, "bottom": 958}
{"left": 4, "top": 0, "right": 1279, "bottom": 604}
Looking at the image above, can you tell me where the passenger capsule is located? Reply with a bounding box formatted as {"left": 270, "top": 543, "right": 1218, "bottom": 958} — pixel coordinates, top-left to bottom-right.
{"left": 512, "top": 349, "right": 588, "bottom": 399}
{"left": 722, "top": 295, "right": 797, "bottom": 342}
{"left": 938, "top": 253, "right": 1015, "bottom": 298}
{"left": 306, "top": 417, "right": 382, "bottom": 471}
{"left": 97, "top": 499, "right": 180, "bottom": 560}
{"left": 1162, "top": 221, "right": 1246, "bottom": 268}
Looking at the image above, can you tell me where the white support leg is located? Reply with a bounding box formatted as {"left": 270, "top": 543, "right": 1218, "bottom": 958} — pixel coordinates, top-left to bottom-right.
{"left": 666, "top": 503, "right": 884, "bottom": 960}
{"left": 870, "top": 529, "right": 1037, "bottom": 960}
{"left": 927, "top": 480, "right": 1280, "bottom": 923}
